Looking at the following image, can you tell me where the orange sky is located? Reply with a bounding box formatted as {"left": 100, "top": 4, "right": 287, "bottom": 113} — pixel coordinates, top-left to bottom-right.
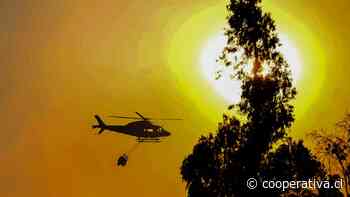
{"left": 1, "top": 0, "right": 350, "bottom": 196}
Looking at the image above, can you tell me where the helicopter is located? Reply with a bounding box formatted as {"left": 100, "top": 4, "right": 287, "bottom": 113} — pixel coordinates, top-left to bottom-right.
{"left": 92, "top": 112, "right": 181, "bottom": 143}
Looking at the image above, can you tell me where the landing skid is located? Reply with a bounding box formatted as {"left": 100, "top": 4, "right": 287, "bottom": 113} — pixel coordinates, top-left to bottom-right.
{"left": 136, "top": 137, "right": 161, "bottom": 143}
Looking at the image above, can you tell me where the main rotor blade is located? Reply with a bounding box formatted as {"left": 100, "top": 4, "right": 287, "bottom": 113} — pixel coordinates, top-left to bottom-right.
{"left": 109, "top": 114, "right": 183, "bottom": 121}
{"left": 109, "top": 116, "right": 141, "bottom": 119}
{"left": 147, "top": 118, "right": 183, "bottom": 120}
{"left": 135, "top": 112, "right": 147, "bottom": 120}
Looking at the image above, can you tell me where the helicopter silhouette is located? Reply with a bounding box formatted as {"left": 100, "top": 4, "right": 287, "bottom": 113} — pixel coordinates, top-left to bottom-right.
{"left": 92, "top": 112, "right": 181, "bottom": 143}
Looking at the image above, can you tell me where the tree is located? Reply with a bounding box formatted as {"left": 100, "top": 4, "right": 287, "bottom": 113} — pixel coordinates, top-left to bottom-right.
{"left": 180, "top": 0, "right": 342, "bottom": 196}
{"left": 310, "top": 113, "right": 350, "bottom": 197}
{"left": 262, "top": 139, "right": 343, "bottom": 197}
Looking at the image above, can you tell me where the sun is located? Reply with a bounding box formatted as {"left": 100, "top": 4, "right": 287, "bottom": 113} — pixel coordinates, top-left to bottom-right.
{"left": 199, "top": 32, "right": 303, "bottom": 104}
{"left": 167, "top": 3, "right": 324, "bottom": 126}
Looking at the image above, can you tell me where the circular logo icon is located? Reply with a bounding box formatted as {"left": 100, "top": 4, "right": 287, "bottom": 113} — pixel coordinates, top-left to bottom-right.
{"left": 247, "top": 178, "right": 258, "bottom": 190}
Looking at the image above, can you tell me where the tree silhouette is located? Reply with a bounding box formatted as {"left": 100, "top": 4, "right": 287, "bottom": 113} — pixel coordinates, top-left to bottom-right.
{"left": 180, "top": 0, "right": 342, "bottom": 196}
{"left": 262, "top": 139, "right": 343, "bottom": 197}
{"left": 310, "top": 113, "right": 350, "bottom": 197}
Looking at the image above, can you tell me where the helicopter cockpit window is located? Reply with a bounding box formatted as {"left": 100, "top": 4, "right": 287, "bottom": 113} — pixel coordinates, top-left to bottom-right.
{"left": 157, "top": 127, "right": 163, "bottom": 132}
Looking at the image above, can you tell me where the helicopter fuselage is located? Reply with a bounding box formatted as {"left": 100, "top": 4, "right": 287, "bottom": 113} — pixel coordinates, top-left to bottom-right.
{"left": 104, "top": 120, "right": 171, "bottom": 138}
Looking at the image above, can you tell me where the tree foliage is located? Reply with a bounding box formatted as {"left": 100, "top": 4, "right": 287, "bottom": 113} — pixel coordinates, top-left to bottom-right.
{"left": 180, "top": 0, "right": 342, "bottom": 196}
{"left": 310, "top": 113, "right": 350, "bottom": 196}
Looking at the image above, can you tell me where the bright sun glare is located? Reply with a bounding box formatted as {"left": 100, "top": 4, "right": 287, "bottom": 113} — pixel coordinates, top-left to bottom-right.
{"left": 199, "top": 32, "right": 302, "bottom": 104}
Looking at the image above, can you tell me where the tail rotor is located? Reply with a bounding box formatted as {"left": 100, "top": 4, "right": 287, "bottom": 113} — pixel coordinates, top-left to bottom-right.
{"left": 92, "top": 115, "right": 106, "bottom": 134}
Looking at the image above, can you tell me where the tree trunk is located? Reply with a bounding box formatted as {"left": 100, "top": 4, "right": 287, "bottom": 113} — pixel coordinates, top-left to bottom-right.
{"left": 336, "top": 155, "right": 349, "bottom": 197}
